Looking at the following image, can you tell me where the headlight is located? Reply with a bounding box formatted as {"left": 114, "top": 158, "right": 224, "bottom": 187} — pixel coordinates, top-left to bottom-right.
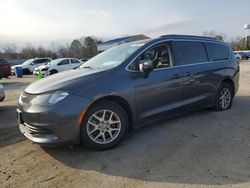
{"left": 31, "top": 91, "right": 69, "bottom": 105}
{"left": 49, "top": 91, "right": 69, "bottom": 104}
{"left": 0, "top": 85, "right": 3, "bottom": 89}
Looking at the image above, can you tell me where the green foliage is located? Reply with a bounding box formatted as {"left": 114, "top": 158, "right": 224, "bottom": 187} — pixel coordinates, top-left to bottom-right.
{"left": 68, "top": 36, "right": 99, "bottom": 59}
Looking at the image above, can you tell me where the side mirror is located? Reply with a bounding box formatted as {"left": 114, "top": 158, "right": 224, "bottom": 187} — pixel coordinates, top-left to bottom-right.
{"left": 139, "top": 60, "right": 153, "bottom": 73}
{"left": 31, "top": 62, "right": 35, "bottom": 66}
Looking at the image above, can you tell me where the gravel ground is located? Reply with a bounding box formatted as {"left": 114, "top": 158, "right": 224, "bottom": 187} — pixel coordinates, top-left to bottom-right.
{"left": 0, "top": 63, "right": 250, "bottom": 188}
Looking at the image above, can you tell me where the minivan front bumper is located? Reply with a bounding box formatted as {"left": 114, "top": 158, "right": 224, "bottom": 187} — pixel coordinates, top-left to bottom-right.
{"left": 17, "top": 94, "right": 91, "bottom": 146}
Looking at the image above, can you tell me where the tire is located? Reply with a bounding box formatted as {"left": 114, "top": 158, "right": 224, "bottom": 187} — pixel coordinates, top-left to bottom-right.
{"left": 23, "top": 68, "right": 31, "bottom": 75}
{"left": 80, "top": 100, "right": 129, "bottom": 150}
{"left": 49, "top": 70, "right": 58, "bottom": 75}
{"left": 0, "top": 96, "right": 5, "bottom": 102}
{"left": 214, "top": 82, "right": 233, "bottom": 111}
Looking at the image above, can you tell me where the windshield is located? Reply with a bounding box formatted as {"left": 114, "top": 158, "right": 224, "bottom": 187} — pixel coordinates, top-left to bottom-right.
{"left": 22, "top": 59, "right": 34, "bottom": 66}
{"left": 79, "top": 43, "right": 145, "bottom": 69}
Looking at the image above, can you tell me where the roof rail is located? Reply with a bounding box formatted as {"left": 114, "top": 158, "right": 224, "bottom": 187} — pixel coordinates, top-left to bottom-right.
{"left": 160, "top": 34, "right": 216, "bottom": 40}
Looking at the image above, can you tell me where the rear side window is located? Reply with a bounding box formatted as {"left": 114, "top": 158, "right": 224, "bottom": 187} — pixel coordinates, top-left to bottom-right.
{"left": 34, "top": 59, "right": 50, "bottom": 64}
{"left": 205, "top": 43, "right": 229, "bottom": 61}
{"left": 173, "top": 41, "right": 208, "bottom": 65}
{"left": 58, "top": 59, "right": 70, "bottom": 66}
{"left": 70, "top": 59, "right": 80, "bottom": 64}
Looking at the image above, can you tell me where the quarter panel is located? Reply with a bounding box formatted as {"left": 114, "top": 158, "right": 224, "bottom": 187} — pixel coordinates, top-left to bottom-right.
{"left": 180, "top": 62, "right": 221, "bottom": 107}
{"left": 215, "top": 57, "right": 240, "bottom": 94}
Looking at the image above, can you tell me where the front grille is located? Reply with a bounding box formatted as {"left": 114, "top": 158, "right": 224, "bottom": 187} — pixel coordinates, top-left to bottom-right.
{"left": 23, "top": 123, "right": 52, "bottom": 135}
{"left": 20, "top": 92, "right": 36, "bottom": 104}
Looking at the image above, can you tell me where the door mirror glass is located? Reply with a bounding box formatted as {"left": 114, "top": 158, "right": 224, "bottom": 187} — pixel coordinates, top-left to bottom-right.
{"left": 139, "top": 60, "right": 153, "bottom": 73}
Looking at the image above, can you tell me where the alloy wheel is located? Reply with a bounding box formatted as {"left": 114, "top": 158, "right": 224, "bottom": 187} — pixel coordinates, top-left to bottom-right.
{"left": 219, "top": 87, "right": 231, "bottom": 109}
{"left": 86, "top": 110, "right": 121, "bottom": 144}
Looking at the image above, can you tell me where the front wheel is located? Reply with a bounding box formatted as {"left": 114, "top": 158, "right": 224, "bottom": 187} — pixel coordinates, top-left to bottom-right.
{"left": 214, "top": 83, "right": 233, "bottom": 111}
{"left": 49, "top": 70, "right": 58, "bottom": 75}
{"left": 80, "top": 100, "right": 129, "bottom": 150}
{"left": 23, "top": 68, "right": 31, "bottom": 75}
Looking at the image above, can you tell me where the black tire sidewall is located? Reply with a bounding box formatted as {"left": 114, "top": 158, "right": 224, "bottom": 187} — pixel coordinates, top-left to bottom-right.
{"left": 23, "top": 68, "right": 31, "bottom": 75}
{"left": 80, "top": 100, "right": 129, "bottom": 150}
{"left": 215, "top": 83, "right": 233, "bottom": 111}
{"left": 50, "top": 70, "right": 58, "bottom": 75}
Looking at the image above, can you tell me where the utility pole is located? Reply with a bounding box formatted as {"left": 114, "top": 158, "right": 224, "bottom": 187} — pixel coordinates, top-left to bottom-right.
{"left": 244, "top": 24, "right": 250, "bottom": 50}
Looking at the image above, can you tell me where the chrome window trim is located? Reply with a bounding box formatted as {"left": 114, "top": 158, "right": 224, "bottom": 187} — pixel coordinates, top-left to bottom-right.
{"left": 125, "top": 39, "right": 232, "bottom": 73}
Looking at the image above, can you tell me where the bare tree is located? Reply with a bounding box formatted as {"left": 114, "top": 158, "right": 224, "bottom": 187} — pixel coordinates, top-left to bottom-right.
{"left": 57, "top": 46, "right": 70, "bottom": 58}
{"left": 203, "top": 30, "right": 227, "bottom": 41}
{"left": 2, "top": 43, "right": 18, "bottom": 59}
{"left": 230, "top": 36, "right": 249, "bottom": 51}
{"left": 0, "top": 35, "right": 102, "bottom": 61}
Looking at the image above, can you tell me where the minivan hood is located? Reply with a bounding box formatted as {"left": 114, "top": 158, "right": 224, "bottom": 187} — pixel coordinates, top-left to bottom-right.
{"left": 25, "top": 68, "right": 111, "bottom": 95}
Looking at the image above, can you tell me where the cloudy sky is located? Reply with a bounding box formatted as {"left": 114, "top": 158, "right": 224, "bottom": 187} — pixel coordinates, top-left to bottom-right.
{"left": 0, "top": 0, "right": 250, "bottom": 46}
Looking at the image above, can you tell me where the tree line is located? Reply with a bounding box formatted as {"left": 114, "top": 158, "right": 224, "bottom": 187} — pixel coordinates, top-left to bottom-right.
{"left": 202, "top": 30, "right": 250, "bottom": 51}
{"left": 0, "top": 36, "right": 102, "bottom": 60}
{"left": 1, "top": 32, "right": 250, "bottom": 61}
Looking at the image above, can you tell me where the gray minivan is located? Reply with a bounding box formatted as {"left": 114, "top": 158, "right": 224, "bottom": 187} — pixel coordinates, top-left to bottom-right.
{"left": 17, "top": 35, "right": 239, "bottom": 150}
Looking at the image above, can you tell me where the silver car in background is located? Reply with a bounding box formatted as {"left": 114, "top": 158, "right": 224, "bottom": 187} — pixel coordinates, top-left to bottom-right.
{"left": 0, "top": 84, "right": 5, "bottom": 102}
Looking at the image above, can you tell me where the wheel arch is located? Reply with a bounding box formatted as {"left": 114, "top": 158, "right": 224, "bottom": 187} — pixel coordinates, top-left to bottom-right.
{"left": 86, "top": 95, "right": 135, "bottom": 131}
{"left": 221, "top": 78, "right": 235, "bottom": 96}
{"left": 49, "top": 69, "right": 58, "bottom": 74}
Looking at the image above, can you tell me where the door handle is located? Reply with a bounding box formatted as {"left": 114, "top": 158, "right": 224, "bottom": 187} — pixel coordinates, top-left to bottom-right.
{"left": 173, "top": 72, "right": 193, "bottom": 79}
{"left": 173, "top": 74, "right": 181, "bottom": 79}
{"left": 183, "top": 72, "right": 193, "bottom": 77}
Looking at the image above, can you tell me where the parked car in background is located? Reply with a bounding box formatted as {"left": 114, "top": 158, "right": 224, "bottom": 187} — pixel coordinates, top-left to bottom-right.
{"left": 245, "top": 52, "right": 250, "bottom": 59}
{"left": 237, "top": 52, "right": 248, "bottom": 60}
{"left": 17, "top": 35, "right": 239, "bottom": 150}
{"left": 0, "top": 84, "right": 5, "bottom": 102}
{"left": 234, "top": 52, "right": 241, "bottom": 61}
{"left": 33, "top": 58, "right": 82, "bottom": 76}
{"left": 73, "top": 59, "right": 89, "bottom": 70}
{"left": 39, "top": 58, "right": 82, "bottom": 75}
{"left": 11, "top": 58, "right": 51, "bottom": 75}
{"left": 80, "top": 58, "right": 89, "bottom": 63}
{"left": 33, "top": 64, "right": 50, "bottom": 77}
{"left": 0, "top": 59, "right": 11, "bottom": 79}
